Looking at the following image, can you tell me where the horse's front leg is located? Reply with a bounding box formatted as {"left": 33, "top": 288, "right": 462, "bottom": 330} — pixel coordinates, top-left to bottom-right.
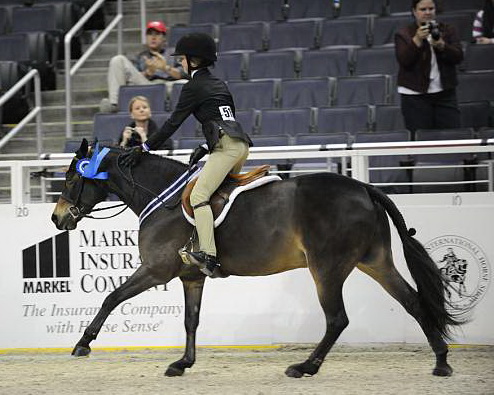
{"left": 165, "top": 276, "right": 206, "bottom": 377}
{"left": 72, "top": 265, "right": 163, "bottom": 356}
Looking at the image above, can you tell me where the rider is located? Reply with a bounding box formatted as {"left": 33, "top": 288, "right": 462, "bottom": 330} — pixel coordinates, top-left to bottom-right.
{"left": 120, "top": 33, "right": 252, "bottom": 277}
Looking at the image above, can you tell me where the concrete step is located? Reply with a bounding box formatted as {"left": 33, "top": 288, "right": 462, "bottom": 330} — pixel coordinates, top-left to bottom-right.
{"left": 57, "top": 58, "right": 110, "bottom": 69}
{"left": 106, "top": 0, "right": 189, "bottom": 12}
{"left": 1, "top": 136, "right": 67, "bottom": 155}
{"left": 41, "top": 104, "right": 99, "bottom": 123}
{"left": 57, "top": 71, "right": 107, "bottom": 90}
{"left": 4, "top": 122, "right": 94, "bottom": 138}
{"left": 81, "top": 42, "right": 144, "bottom": 59}
{"left": 42, "top": 89, "right": 107, "bottom": 107}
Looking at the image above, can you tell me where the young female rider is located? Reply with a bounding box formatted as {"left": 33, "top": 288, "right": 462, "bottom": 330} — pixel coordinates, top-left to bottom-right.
{"left": 120, "top": 33, "right": 252, "bottom": 276}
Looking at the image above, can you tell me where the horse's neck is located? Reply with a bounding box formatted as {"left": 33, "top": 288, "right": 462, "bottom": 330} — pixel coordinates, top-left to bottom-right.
{"left": 109, "top": 156, "right": 186, "bottom": 215}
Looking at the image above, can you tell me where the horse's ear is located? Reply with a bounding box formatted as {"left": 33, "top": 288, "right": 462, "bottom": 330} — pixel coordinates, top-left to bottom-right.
{"left": 76, "top": 138, "right": 89, "bottom": 158}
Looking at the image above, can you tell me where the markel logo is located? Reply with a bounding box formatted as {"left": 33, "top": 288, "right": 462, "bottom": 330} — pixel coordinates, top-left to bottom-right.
{"left": 425, "top": 235, "right": 491, "bottom": 311}
{"left": 22, "top": 231, "right": 71, "bottom": 293}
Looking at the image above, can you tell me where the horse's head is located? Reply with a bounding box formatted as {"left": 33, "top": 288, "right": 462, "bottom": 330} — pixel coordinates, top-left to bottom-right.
{"left": 51, "top": 139, "right": 110, "bottom": 230}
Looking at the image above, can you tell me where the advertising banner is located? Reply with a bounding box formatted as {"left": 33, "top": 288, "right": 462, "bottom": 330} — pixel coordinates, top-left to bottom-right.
{"left": 0, "top": 192, "right": 492, "bottom": 349}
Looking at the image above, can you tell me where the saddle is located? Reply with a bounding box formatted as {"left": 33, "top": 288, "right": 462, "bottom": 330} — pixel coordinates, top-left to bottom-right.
{"left": 182, "top": 165, "right": 271, "bottom": 221}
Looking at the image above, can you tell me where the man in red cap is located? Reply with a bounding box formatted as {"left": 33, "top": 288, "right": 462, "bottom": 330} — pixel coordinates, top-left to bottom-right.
{"left": 100, "top": 21, "right": 187, "bottom": 113}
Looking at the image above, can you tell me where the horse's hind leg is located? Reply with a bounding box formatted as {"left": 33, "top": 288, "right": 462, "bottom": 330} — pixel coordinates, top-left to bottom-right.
{"left": 358, "top": 252, "right": 452, "bottom": 376}
{"left": 72, "top": 264, "right": 163, "bottom": 356}
{"left": 286, "top": 261, "right": 350, "bottom": 378}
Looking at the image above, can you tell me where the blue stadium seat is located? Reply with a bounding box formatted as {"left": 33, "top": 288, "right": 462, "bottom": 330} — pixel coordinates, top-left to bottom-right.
{"left": 267, "top": 19, "right": 320, "bottom": 50}
{"left": 373, "top": 104, "right": 406, "bottom": 132}
{"left": 258, "top": 108, "right": 313, "bottom": 136}
{"left": 334, "top": 74, "right": 392, "bottom": 106}
{"left": 247, "top": 50, "right": 300, "bottom": 79}
{"left": 373, "top": 14, "right": 412, "bottom": 46}
{"left": 167, "top": 82, "right": 189, "bottom": 111}
{"left": 93, "top": 113, "right": 132, "bottom": 144}
{"left": 189, "top": 0, "right": 235, "bottom": 24}
{"left": 218, "top": 22, "right": 267, "bottom": 52}
{"left": 235, "top": 108, "right": 259, "bottom": 135}
{"left": 387, "top": 0, "right": 412, "bottom": 14}
{"left": 228, "top": 79, "right": 279, "bottom": 110}
{"left": 463, "top": 44, "right": 494, "bottom": 72}
{"left": 354, "top": 45, "right": 398, "bottom": 76}
{"left": 413, "top": 128, "right": 477, "bottom": 193}
{"left": 176, "top": 137, "right": 206, "bottom": 150}
{"left": 355, "top": 130, "right": 412, "bottom": 193}
{"left": 316, "top": 105, "right": 371, "bottom": 135}
{"left": 438, "top": 11, "right": 476, "bottom": 43}
{"left": 339, "top": 0, "right": 385, "bottom": 16}
{"left": 286, "top": 0, "right": 331, "bottom": 19}
{"left": 457, "top": 71, "right": 494, "bottom": 103}
{"left": 439, "top": 0, "right": 483, "bottom": 12}
{"left": 212, "top": 51, "right": 249, "bottom": 81}
{"left": 320, "top": 17, "right": 371, "bottom": 47}
{"left": 236, "top": 0, "right": 285, "bottom": 22}
{"left": 12, "top": 5, "right": 57, "bottom": 33}
{"left": 0, "top": 7, "right": 9, "bottom": 34}
{"left": 0, "top": 60, "right": 29, "bottom": 123}
{"left": 117, "top": 84, "right": 167, "bottom": 113}
{"left": 459, "top": 101, "right": 492, "bottom": 130}
{"left": 280, "top": 77, "right": 334, "bottom": 108}
{"left": 168, "top": 24, "right": 218, "bottom": 48}
{"left": 300, "top": 47, "right": 353, "bottom": 78}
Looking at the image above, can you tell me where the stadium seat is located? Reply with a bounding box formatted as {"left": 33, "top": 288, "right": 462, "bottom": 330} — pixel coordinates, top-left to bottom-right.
{"left": 235, "top": 108, "right": 259, "bottom": 135}
{"left": 280, "top": 77, "right": 334, "bottom": 108}
{"left": 93, "top": 113, "right": 132, "bottom": 144}
{"left": 212, "top": 51, "right": 249, "bottom": 81}
{"left": 353, "top": 45, "right": 398, "bottom": 75}
{"left": 247, "top": 50, "right": 300, "bottom": 79}
{"left": 413, "top": 128, "right": 477, "bottom": 193}
{"left": 0, "top": 7, "right": 9, "bottom": 34}
{"left": 373, "top": 104, "right": 406, "bottom": 132}
{"left": 439, "top": 0, "right": 483, "bottom": 12}
{"left": 334, "top": 74, "right": 392, "bottom": 106}
{"left": 12, "top": 5, "right": 58, "bottom": 33}
{"left": 457, "top": 71, "right": 494, "bottom": 103}
{"left": 218, "top": 22, "right": 267, "bottom": 52}
{"left": 248, "top": 134, "right": 293, "bottom": 174}
{"left": 438, "top": 11, "right": 476, "bottom": 43}
{"left": 459, "top": 101, "right": 492, "bottom": 130}
{"left": 236, "top": 0, "right": 285, "bottom": 22}
{"left": 316, "top": 105, "right": 371, "bottom": 135}
{"left": 0, "top": 60, "right": 29, "bottom": 123}
{"left": 387, "top": 0, "right": 413, "bottom": 14}
{"left": 117, "top": 84, "right": 167, "bottom": 113}
{"left": 258, "top": 108, "right": 313, "bottom": 136}
{"left": 338, "top": 0, "right": 385, "bottom": 17}
{"left": 354, "top": 130, "right": 412, "bottom": 194}
{"left": 168, "top": 24, "right": 218, "bottom": 48}
{"left": 228, "top": 79, "right": 280, "bottom": 110}
{"left": 320, "top": 17, "right": 371, "bottom": 47}
{"left": 463, "top": 44, "right": 494, "bottom": 72}
{"left": 189, "top": 0, "right": 235, "bottom": 24}
{"left": 267, "top": 19, "right": 320, "bottom": 50}
{"left": 286, "top": 0, "right": 331, "bottom": 19}
{"left": 292, "top": 132, "right": 352, "bottom": 176}
{"left": 300, "top": 47, "right": 353, "bottom": 78}
{"left": 176, "top": 137, "right": 206, "bottom": 150}
{"left": 373, "top": 14, "right": 412, "bottom": 46}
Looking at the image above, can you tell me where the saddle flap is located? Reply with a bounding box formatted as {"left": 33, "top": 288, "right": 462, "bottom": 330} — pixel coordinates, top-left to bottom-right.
{"left": 182, "top": 165, "right": 271, "bottom": 220}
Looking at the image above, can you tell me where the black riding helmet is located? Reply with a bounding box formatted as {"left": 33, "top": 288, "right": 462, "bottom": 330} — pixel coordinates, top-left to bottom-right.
{"left": 172, "top": 32, "right": 217, "bottom": 71}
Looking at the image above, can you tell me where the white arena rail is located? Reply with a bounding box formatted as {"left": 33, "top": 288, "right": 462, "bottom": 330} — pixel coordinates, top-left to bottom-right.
{"left": 0, "top": 139, "right": 493, "bottom": 206}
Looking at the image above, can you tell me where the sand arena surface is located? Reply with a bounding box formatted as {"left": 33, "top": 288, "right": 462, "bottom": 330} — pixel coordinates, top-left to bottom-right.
{"left": 0, "top": 344, "right": 493, "bottom": 394}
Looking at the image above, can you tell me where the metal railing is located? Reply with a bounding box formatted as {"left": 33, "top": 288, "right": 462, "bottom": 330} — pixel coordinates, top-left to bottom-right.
{"left": 1, "top": 139, "right": 493, "bottom": 206}
{"left": 0, "top": 69, "right": 42, "bottom": 155}
{"left": 65, "top": 0, "right": 123, "bottom": 138}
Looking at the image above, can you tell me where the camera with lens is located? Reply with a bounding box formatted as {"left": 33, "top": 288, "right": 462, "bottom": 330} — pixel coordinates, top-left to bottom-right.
{"left": 128, "top": 127, "right": 142, "bottom": 145}
{"left": 427, "top": 20, "right": 441, "bottom": 41}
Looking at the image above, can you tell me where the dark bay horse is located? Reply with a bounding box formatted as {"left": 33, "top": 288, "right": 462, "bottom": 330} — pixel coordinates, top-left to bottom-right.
{"left": 51, "top": 139, "right": 462, "bottom": 378}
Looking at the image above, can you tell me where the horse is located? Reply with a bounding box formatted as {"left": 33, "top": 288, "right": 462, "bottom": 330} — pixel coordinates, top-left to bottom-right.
{"left": 51, "top": 139, "right": 462, "bottom": 378}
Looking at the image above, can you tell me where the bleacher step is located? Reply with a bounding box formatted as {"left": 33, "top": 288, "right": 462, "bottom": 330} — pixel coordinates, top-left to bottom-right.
{"left": 42, "top": 89, "right": 107, "bottom": 106}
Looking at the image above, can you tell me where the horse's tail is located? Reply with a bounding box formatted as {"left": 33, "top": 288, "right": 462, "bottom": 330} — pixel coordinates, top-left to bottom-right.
{"left": 362, "top": 184, "right": 464, "bottom": 340}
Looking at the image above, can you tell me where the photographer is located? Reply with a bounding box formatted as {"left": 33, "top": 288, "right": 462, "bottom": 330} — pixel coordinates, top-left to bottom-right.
{"left": 119, "top": 96, "right": 172, "bottom": 150}
{"left": 394, "top": 0, "right": 463, "bottom": 133}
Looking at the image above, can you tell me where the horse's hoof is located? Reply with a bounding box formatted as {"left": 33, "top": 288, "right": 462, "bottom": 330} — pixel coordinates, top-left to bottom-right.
{"left": 72, "top": 345, "right": 91, "bottom": 357}
{"left": 433, "top": 364, "right": 453, "bottom": 377}
{"left": 285, "top": 364, "right": 304, "bottom": 378}
{"left": 165, "top": 365, "right": 185, "bottom": 377}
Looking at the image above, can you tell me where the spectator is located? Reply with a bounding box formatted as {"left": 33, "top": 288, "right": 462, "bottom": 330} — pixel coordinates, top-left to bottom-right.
{"left": 118, "top": 96, "right": 172, "bottom": 150}
{"left": 100, "top": 21, "right": 188, "bottom": 113}
{"left": 473, "top": 0, "right": 494, "bottom": 44}
{"left": 394, "top": 0, "right": 463, "bottom": 133}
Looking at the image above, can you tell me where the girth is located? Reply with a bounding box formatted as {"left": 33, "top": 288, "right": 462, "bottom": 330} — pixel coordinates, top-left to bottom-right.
{"left": 182, "top": 165, "right": 271, "bottom": 219}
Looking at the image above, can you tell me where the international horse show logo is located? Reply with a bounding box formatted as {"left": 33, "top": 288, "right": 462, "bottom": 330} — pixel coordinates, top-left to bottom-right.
{"left": 425, "top": 235, "right": 491, "bottom": 311}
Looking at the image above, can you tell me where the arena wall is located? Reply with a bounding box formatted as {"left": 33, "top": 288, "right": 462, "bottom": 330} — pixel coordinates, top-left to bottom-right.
{"left": 0, "top": 192, "right": 492, "bottom": 349}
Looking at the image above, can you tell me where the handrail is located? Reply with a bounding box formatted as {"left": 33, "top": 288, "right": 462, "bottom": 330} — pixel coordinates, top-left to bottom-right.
{"left": 0, "top": 69, "right": 42, "bottom": 155}
{"left": 64, "top": 0, "right": 123, "bottom": 138}
{"left": 140, "top": 0, "right": 147, "bottom": 44}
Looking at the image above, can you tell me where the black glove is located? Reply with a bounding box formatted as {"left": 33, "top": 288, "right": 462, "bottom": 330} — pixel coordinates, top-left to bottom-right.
{"left": 120, "top": 145, "right": 143, "bottom": 167}
{"left": 189, "top": 144, "right": 208, "bottom": 167}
